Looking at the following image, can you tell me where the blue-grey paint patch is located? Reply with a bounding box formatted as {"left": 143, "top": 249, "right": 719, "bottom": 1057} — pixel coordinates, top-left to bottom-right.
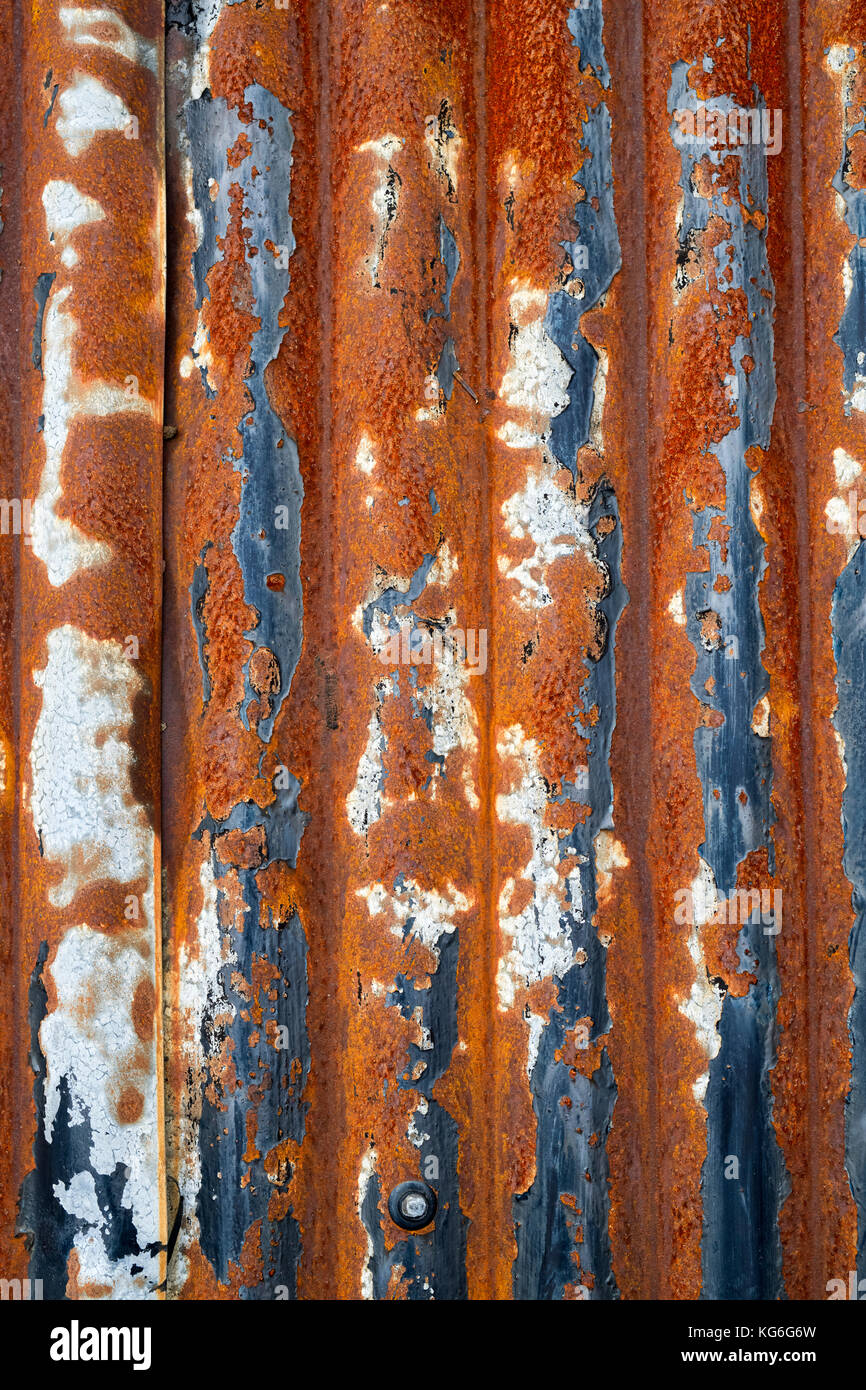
{"left": 17, "top": 943, "right": 162, "bottom": 1298}
{"left": 511, "top": 6, "right": 623, "bottom": 1302}
{"left": 512, "top": 8, "right": 624, "bottom": 1303}
{"left": 190, "top": 542, "right": 212, "bottom": 708}
{"left": 165, "top": 0, "right": 198, "bottom": 34}
{"left": 832, "top": 87, "right": 866, "bottom": 414}
{"left": 185, "top": 85, "right": 302, "bottom": 742}
{"left": 831, "top": 72, "right": 866, "bottom": 1277}
{"left": 567, "top": 0, "right": 610, "bottom": 91}
{"left": 548, "top": 101, "right": 620, "bottom": 483}
{"left": 356, "top": 579, "right": 470, "bottom": 1297}
{"left": 436, "top": 337, "right": 459, "bottom": 400}
{"left": 359, "top": 924, "right": 468, "bottom": 1299}
{"left": 832, "top": 550, "right": 866, "bottom": 1281}
{"left": 183, "top": 76, "right": 310, "bottom": 1294}
{"left": 429, "top": 488, "right": 439, "bottom": 515}
{"left": 514, "top": 484, "right": 626, "bottom": 1301}
{"left": 43, "top": 83, "right": 59, "bottom": 129}
{"left": 361, "top": 551, "right": 438, "bottom": 640}
{"left": 194, "top": 775, "right": 310, "bottom": 1297}
{"left": 425, "top": 215, "right": 460, "bottom": 324}
{"left": 32, "top": 272, "right": 55, "bottom": 376}
{"left": 668, "top": 59, "right": 788, "bottom": 1301}
{"left": 357, "top": 444, "right": 467, "bottom": 1291}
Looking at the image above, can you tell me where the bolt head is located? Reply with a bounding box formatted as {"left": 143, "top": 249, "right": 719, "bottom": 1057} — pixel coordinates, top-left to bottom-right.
{"left": 388, "top": 1180, "right": 437, "bottom": 1231}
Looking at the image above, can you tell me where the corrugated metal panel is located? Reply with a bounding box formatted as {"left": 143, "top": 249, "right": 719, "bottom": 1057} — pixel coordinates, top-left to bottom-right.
{"left": 1, "top": 0, "right": 864, "bottom": 1302}
{"left": 1, "top": 0, "right": 166, "bottom": 1298}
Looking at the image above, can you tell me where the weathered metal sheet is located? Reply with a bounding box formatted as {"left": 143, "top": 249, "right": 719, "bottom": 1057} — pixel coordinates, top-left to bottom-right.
{"left": 1, "top": 0, "right": 865, "bottom": 1304}
{"left": 1, "top": 0, "right": 166, "bottom": 1298}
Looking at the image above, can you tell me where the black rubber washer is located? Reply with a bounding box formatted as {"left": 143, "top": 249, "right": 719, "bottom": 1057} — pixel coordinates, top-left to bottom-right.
{"left": 387, "top": 1180, "right": 438, "bottom": 1231}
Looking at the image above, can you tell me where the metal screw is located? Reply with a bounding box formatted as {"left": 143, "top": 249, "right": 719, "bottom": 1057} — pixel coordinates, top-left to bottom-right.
{"left": 388, "top": 1179, "right": 437, "bottom": 1231}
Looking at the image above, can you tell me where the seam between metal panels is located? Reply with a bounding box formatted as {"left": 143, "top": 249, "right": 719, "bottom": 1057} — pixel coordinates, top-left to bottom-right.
{"left": 828, "top": 37, "right": 866, "bottom": 1287}
{"left": 783, "top": 0, "right": 822, "bottom": 1295}
{"left": 668, "top": 51, "right": 788, "bottom": 1299}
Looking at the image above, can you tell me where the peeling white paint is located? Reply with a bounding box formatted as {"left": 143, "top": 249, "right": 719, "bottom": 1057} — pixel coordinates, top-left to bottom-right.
{"left": 752, "top": 694, "right": 770, "bottom": 739}
{"left": 347, "top": 685, "right": 389, "bottom": 837}
{"left": 407, "top": 1097, "right": 430, "bottom": 1148}
{"left": 167, "top": 858, "right": 233, "bottom": 1295}
{"left": 54, "top": 1169, "right": 103, "bottom": 1228}
{"left": 356, "top": 878, "right": 470, "bottom": 958}
{"left": 357, "top": 1146, "right": 378, "bottom": 1301}
{"left": 419, "top": 644, "right": 479, "bottom": 806}
{"left": 677, "top": 857, "right": 724, "bottom": 1103}
{"left": 356, "top": 135, "right": 403, "bottom": 287}
{"left": 33, "top": 279, "right": 154, "bottom": 586}
{"left": 587, "top": 348, "right": 608, "bottom": 456}
{"left": 30, "top": 625, "right": 153, "bottom": 907}
{"left": 361, "top": 551, "right": 480, "bottom": 808}
{"left": 56, "top": 74, "right": 134, "bottom": 156}
{"left": 594, "top": 830, "right": 628, "bottom": 905}
{"left": 834, "top": 726, "right": 848, "bottom": 778}
{"left": 495, "top": 725, "right": 578, "bottom": 1011}
{"left": 834, "top": 446, "right": 862, "bottom": 487}
{"left": 668, "top": 589, "right": 687, "bottom": 626}
{"left": 60, "top": 7, "right": 159, "bottom": 75}
{"left": 41, "top": 923, "right": 159, "bottom": 1295}
{"left": 498, "top": 315, "right": 571, "bottom": 449}
{"left": 526, "top": 1010, "right": 546, "bottom": 1078}
{"left": 749, "top": 477, "right": 765, "bottom": 531}
{"left": 827, "top": 44, "right": 856, "bottom": 76}
{"left": 825, "top": 492, "right": 863, "bottom": 560}
{"left": 501, "top": 466, "right": 594, "bottom": 610}
{"left": 429, "top": 541, "right": 458, "bottom": 587}
{"left": 355, "top": 432, "right": 377, "bottom": 475}
{"left": 42, "top": 180, "right": 104, "bottom": 239}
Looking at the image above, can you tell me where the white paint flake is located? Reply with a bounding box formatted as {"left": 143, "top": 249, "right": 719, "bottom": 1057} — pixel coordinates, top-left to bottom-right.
{"left": 56, "top": 74, "right": 134, "bottom": 156}
{"left": 498, "top": 316, "right": 572, "bottom": 450}
{"left": 357, "top": 1146, "right": 378, "bottom": 1301}
{"left": 495, "top": 725, "right": 579, "bottom": 1010}
{"left": 347, "top": 685, "right": 389, "bottom": 837}
{"left": 167, "top": 857, "right": 234, "bottom": 1295}
{"left": 30, "top": 625, "right": 153, "bottom": 907}
{"left": 41, "top": 923, "right": 160, "bottom": 1296}
{"left": 42, "top": 180, "right": 104, "bottom": 239}
{"left": 356, "top": 135, "right": 404, "bottom": 287}
{"left": 752, "top": 695, "right": 770, "bottom": 739}
{"left": 33, "top": 280, "right": 153, "bottom": 586}
{"left": 501, "top": 467, "right": 594, "bottom": 610}
{"left": 60, "top": 7, "right": 158, "bottom": 75}
{"left": 355, "top": 432, "right": 377, "bottom": 475}
{"left": 356, "top": 877, "right": 470, "bottom": 957}
{"left": 677, "top": 857, "right": 724, "bottom": 1103}
{"left": 834, "top": 446, "right": 862, "bottom": 487}
{"left": 668, "top": 589, "right": 687, "bottom": 626}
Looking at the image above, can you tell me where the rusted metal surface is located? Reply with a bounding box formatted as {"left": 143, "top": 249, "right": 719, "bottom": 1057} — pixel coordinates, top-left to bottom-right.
{"left": 0, "top": 0, "right": 166, "bottom": 1297}
{"left": 1, "top": 0, "right": 866, "bottom": 1302}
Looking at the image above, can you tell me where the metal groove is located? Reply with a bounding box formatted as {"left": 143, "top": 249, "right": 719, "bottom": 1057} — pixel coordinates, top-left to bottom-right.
{"left": 0, "top": 0, "right": 863, "bottom": 1303}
